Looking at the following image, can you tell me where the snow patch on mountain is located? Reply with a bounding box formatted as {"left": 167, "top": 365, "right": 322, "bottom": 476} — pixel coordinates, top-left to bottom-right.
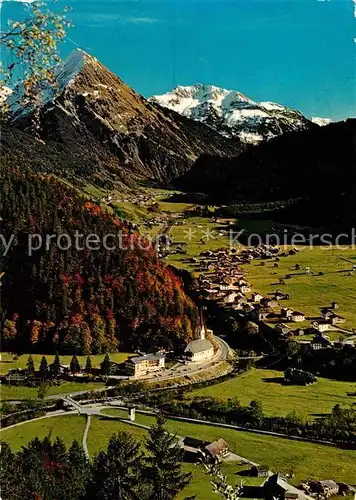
{"left": 311, "top": 117, "right": 332, "bottom": 126}
{"left": 0, "top": 86, "right": 12, "bottom": 103}
{"left": 7, "top": 49, "right": 97, "bottom": 120}
{"left": 149, "top": 84, "right": 312, "bottom": 144}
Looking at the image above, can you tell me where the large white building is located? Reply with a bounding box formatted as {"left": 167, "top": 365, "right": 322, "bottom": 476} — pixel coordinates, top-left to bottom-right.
{"left": 125, "top": 354, "right": 165, "bottom": 377}
{"left": 184, "top": 319, "right": 214, "bottom": 363}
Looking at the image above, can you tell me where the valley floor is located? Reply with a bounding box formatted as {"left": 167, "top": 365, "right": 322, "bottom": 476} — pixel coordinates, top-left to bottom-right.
{"left": 1, "top": 411, "right": 355, "bottom": 499}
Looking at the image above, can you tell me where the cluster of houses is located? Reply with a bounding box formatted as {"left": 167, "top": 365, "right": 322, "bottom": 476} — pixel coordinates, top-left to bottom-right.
{"left": 189, "top": 245, "right": 354, "bottom": 352}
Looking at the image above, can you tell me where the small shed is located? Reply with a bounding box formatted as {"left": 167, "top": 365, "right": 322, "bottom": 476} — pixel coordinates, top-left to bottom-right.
{"left": 250, "top": 465, "right": 270, "bottom": 477}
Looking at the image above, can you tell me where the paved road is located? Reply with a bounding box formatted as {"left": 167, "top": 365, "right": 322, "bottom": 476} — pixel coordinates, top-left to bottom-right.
{"left": 82, "top": 415, "right": 91, "bottom": 459}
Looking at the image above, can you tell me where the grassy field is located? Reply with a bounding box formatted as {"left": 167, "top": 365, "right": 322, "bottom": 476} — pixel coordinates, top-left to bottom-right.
{"left": 1, "top": 381, "right": 106, "bottom": 401}
{"left": 166, "top": 215, "right": 232, "bottom": 271}
{"left": 244, "top": 246, "right": 356, "bottom": 330}
{"left": 187, "top": 368, "right": 356, "bottom": 419}
{"left": 0, "top": 351, "right": 134, "bottom": 400}
{"left": 95, "top": 410, "right": 356, "bottom": 486}
{"left": 0, "top": 414, "right": 87, "bottom": 451}
{"left": 87, "top": 415, "right": 148, "bottom": 456}
{"left": 0, "top": 352, "right": 134, "bottom": 375}
{"left": 178, "top": 462, "right": 264, "bottom": 499}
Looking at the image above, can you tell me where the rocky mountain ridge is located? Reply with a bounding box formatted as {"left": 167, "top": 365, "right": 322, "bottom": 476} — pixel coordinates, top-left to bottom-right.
{"left": 150, "top": 84, "right": 317, "bottom": 144}
{"left": 4, "top": 50, "right": 241, "bottom": 190}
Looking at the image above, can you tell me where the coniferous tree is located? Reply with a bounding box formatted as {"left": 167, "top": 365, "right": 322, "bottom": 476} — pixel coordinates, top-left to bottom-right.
{"left": 65, "top": 440, "right": 90, "bottom": 500}
{"left": 100, "top": 353, "right": 111, "bottom": 375}
{"left": 0, "top": 441, "right": 20, "bottom": 500}
{"left": 85, "top": 355, "right": 92, "bottom": 375}
{"left": 39, "top": 355, "right": 49, "bottom": 378}
{"left": 70, "top": 355, "right": 81, "bottom": 374}
{"left": 26, "top": 354, "right": 35, "bottom": 377}
{"left": 51, "top": 352, "right": 61, "bottom": 378}
{"left": 88, "top": 432, "right": 143, "bottom": 500}
{"left": 37, "top": 381, "right": 48, "bottom": 400}
{"left": 52, "top": 436, "right": 67, "bottom": 464}
{"left": 143, "top": 416, "right": 191, "bottom": 500}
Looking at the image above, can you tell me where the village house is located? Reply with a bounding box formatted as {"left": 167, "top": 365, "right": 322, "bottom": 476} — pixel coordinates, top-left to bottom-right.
{"left": 240, "top": 284, "right": 251, "bottom": 294}
{"left": 5, "top": 369, "right": 28, "bottom": 384}
{"left": 312, "top": 334, "right": 332, "bottom": 350}
{"left": 276, "top": 323, "right": 292, "bottom": 336}
{"left": 242, "top": 303, "right": 254, "bottom": 314}
{"left": 264, "top": 473, "right": 300, "bottom": 500}
{"left": 223, "top": 291, "right": 239, "bottom": 304}
{"left": 329, "top": 314, "right": 346, "bottom": 325}
{"left": 321, "top": 308, "right": 334, "bottom": 320}
{"left": 281, "top": 307, "right": 294, "bottom": 320}
{"left": 312, "top": 320, "right": 330, "bottom": 333}
{"left": 260, "top": 297, "right": 279, "bottom": 308}
{"left": 316, "top": 480, "right": 339, "bottom": 497}
{"left": 291, "top": 311, "right": 305, "bottom": 322}
{"left": 252, "top": 292, "right": 263, "bottom": 303}
{"left": 49, "top": 363, "right": 70, "bottom": 377}
{"left": 251, "top": 307, "right": 274, "bottom": 321}
{"left": 125, "top": 354, "right": 165, "bottom": 377}
{"left": 204, "top": 438, "right": 229, "bottom": 463}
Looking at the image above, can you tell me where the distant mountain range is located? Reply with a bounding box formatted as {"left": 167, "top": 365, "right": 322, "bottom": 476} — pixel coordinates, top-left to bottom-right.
{"left": 3, "top": 50, "right": 240, "bottom": 191}
{"left": 2, "top": 49, "right": 354, "bottom": 228}
{"left": 150, "top": 84, "right": 318, "bottom": 144}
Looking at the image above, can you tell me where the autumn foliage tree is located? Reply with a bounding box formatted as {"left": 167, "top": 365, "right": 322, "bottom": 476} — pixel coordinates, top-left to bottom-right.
{"left": 0, "top": 0, "right": 71, "bottom": 123}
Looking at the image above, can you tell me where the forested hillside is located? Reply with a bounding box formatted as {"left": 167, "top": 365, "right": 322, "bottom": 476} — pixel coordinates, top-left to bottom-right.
{"left": 179, "top": 119, "right": 356, "bottom": 227}
{"left": 0, "top": 168, "right": 198, "bottom": 354}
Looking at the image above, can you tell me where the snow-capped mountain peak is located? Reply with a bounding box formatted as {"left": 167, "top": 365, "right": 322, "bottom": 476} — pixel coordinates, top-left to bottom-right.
{"left": 149, "top": 84, "right": 313, "bottom": 144}
{"left": 7, "top": 49, "right": 98, "bottom": 120}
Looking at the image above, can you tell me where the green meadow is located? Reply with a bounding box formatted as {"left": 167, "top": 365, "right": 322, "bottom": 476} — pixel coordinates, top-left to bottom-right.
{"left": 0, "top": 352, "right": 134, "bottom": 375}
{"left": 187, "top": 368, "right": 356, "bottom": 419}
{"left": 245, "top": 246, "right": 356, "bottom": 329}
{"left": 0, "top": 415, "right": 87, "bottom": 451}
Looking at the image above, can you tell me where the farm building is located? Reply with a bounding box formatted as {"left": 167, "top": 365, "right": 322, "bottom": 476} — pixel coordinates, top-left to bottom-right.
{"left": 250, "top": 465, "right": 270, "bottom": 477}
{"left": 291, "top": 311, "right": 305, "bottom": 322}
{"left": 204, "top": 438, "right": 229, "bottom": 462}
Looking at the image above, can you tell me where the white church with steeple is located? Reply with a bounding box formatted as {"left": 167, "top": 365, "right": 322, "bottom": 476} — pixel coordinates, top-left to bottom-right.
{"left": 184, "top": 311, "right": 214, "bottom": 363}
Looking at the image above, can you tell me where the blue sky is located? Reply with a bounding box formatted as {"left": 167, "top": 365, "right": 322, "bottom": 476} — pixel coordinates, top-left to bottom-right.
{"left": 2, "top": 0, "right": 356, "bottom": 119}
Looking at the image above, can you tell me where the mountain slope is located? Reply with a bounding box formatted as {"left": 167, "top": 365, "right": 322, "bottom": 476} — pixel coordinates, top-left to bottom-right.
{"left": 0, "top": 167, "right": 198, "bottom": 354}
{"left": 149, "top": 84, "right": 315, "bottom": 144}
{"left": 6, "top": 50, "right": 241, "bottom": 190}
{"left": 178, "top": 119, "right": 356, "bottom": 227}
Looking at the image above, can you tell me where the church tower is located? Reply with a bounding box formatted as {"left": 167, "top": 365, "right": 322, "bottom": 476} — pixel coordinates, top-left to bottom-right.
{"left": 199, "top": 309, "right": 206, "bottom": 340}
